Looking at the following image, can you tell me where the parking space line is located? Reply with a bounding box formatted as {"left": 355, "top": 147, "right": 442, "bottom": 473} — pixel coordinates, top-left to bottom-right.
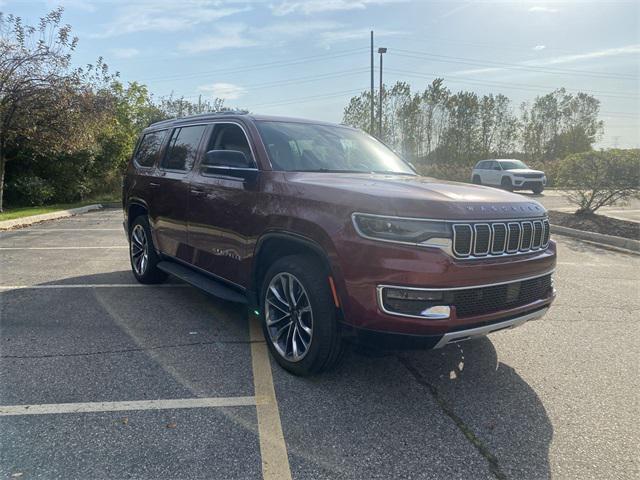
{"left": 0, "top": 284, "right": 188, "bottom": 290}
{"left": 0, "top": 396, "right": 262, "bottom": 416}
{"left": 0, "top": 246, "right": 128, "bottom": 250}
{"left": 249, "top": 316, "right": 293, "bottom": 480}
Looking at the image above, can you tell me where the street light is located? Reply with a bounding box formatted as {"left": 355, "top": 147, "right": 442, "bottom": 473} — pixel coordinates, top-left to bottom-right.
{"left": 377, "top": 47, "right": 387, "bottom": 139}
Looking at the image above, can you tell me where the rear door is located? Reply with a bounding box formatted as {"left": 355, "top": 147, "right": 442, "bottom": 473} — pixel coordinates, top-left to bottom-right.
{"left": 152, "top": 124, "right": 207, "bottom": 259}
{"left": 187, "top": 122, "right": 260, "bottom": 287}
{"left": 486, "top": 161, "right": 501, "bottom": 185}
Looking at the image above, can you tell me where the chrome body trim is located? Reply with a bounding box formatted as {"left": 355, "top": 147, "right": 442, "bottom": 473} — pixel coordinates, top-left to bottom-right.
{"left": 433, "top": 307, "right": 549, "bottom": 349}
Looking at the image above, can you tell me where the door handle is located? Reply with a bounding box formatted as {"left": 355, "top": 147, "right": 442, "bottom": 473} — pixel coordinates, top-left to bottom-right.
{"left": 190, "top": 188, "right": 206, "bottom": 196}
{"left": 149, "top": 182, "right": 160, "bottom": 188}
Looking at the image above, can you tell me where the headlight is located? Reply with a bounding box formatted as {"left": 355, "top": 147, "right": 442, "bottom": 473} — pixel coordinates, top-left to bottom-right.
{"left": 352, "top": 213, "right": 451, "bottom": 244}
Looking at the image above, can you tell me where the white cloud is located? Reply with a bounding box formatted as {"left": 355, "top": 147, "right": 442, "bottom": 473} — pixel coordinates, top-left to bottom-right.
{"left": 178, "top": 24, "right": 259, "bottom": 53}
{"left": 455, "top": 44, "right": 640, "bottom": 76}
{"left": 198, "top": 82, "right": 246, "bottom": 100}
{"left": 533, "top": 45, "right": 546, "bottom": 51}
{"left": 94, "top": 1, "right": 250, "bottom": 38}
{"left": 270, "top": 0, "right": 405, "bottom": 16}
{"left": 528, "top": 6, "right": 558, "bottom": 13}
{"left": 108, "top": 47, "right": 141, "bottom": 59}
{"left": 536, "top": 44, "right": 640, "bottom": 66}
{"left": 45, "top": 0, "right": 96, "bottom": 12}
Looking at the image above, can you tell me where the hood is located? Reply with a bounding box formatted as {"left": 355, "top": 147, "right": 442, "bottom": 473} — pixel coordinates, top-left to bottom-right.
{"left": 505, "top": 168, "right": 545, "bottom": 175}
{"left": 285, "top": 172, "right": 547, "bottom": 220}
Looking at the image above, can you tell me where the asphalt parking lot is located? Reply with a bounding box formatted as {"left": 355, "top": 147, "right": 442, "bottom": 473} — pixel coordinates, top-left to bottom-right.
{"left": 1, "top": 209, "right": 638, "bottom": 480}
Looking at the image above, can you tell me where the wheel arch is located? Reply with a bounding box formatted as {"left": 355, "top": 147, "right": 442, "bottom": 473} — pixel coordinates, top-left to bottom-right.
{"left": 250, "top": 232, "right": 341, "bottom": 312}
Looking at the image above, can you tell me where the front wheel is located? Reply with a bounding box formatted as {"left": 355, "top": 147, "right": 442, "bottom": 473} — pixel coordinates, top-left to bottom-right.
{"left": 501, "top": 177, "right": 514, "bottom": 192}
{"left": 472, "top": 175, "right": 482, "bottom": 185}
{"left": 129, "top": 215, "right": 167, "bottom": 284}
{"left": 532, "top": 185, "right": 544, "bottom": 194}
{"left": 260, "top": 255, "right": 343, "bottom": 376}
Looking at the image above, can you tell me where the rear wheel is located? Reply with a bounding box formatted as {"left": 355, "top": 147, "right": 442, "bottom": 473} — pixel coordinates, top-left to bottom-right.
{"left": 472, "top": 175, "right": 482, "bottom": 185}
{"left": 260, "top": 255, "right": 343, "bottom": 376}
{"left": 501, "top": 177, "right": 513, "bottom": 192}
{"left": 532, "top": 185, "right": 544, "bottom": 194}
{"left": 129, "top": 215, "right": 167, "bottom": 284}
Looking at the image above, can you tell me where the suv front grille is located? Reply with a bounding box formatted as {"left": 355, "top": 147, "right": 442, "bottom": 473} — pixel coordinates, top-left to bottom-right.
{"left": 453, "top": 218, "right": 550, "bottom": 258}
{"left": 451, "top": 274, "right": 553, "bottom": 318}
{"left": 378, "top": 273, "right": 554, "bottom": 319}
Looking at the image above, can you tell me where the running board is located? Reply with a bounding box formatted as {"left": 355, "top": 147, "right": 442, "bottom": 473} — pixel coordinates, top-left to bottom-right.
{"left": 157, "top": 261, "right": 247, "bottom": 304}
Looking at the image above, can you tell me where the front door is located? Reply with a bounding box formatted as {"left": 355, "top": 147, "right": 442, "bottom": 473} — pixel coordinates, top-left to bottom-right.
{"left": 153, "top": 124, "right": 207, "bottom": 259}
{"left": 187, "top": 122, "right": 259, "bottom": 287}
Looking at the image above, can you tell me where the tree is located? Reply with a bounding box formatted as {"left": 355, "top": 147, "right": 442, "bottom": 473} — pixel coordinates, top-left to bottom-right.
{"left": 520, "top": 89, "right": 603, "bottom": 162}
{"left": 0, "top": 8, "right": 111, "bottom": 211}
{"left": 556, "top": 149, "right": 640, "bottom": 214}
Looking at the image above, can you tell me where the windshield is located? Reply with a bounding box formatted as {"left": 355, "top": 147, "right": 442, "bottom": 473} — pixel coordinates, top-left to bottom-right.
{"left": 499, "top": 160, "right": 529, "bottom": 170}
{"left": 256, "top": 121, "right": 415, "bottom": 175}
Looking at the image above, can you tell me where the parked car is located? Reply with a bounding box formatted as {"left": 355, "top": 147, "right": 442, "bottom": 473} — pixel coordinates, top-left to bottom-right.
{"left": 471, "top": 159, "right": 546, "bottom": 194}
{"left": 123, "top": 113, "right": 556, "bottom": 375}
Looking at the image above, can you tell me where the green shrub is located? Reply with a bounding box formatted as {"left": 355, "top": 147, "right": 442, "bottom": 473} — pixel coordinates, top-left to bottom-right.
{"left": 415, "top": 163, "right": 471, "bottom": 183}
{"left": 556, "top": 149, "right": 640, "bottom": 214}
{"left": 6, "top": 176, "right": 55, "bottom": 206}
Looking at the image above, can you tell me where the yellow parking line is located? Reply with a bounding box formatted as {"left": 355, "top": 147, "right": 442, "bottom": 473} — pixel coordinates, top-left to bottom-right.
{"left": 249, "top": 316, "right": 292, "bottom": 480}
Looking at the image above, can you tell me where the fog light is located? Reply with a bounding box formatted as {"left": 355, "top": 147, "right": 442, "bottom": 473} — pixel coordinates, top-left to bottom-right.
{"left": 385, "top": 288, "right": 443, "bottom": 301}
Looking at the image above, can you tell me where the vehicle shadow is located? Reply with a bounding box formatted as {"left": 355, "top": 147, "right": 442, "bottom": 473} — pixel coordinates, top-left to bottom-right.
{"left": 276, "top": 337, "right": 554, "bottom": 479}
{"left": 14, "top": 271, "right": 553, "bottom": 479}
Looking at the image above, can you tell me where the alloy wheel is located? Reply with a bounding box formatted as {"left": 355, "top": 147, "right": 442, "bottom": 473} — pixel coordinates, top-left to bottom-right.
{"left": 130, "top": 224, "right": 149, "bottom": 276}
{"left": 265, "top": 272, "right": 314, "bottom": 362}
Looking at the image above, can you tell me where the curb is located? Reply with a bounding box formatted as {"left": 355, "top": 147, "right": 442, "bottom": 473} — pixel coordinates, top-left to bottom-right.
{"left": 0, "top": 204, "right": 103, "bottom": 230}
{"left": 551, "top": 223, "right": 640, "bottom": 253}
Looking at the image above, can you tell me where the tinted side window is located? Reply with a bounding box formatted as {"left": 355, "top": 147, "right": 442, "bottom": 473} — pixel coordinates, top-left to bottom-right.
{"left": 206, "top": 124, "right": 254, "bottom": 165}
{"left": 162, "top": 125, "right": 207, "bottom": 171}
{"left": 134, "top": 130, "right": 166, "bottom": 167}
{"left": 476, "top": 161, "right": 486, "bottom": 169}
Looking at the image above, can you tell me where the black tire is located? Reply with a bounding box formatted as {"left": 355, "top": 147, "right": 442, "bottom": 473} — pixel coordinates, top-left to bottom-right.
{"left": 129, "top": 215, "right": 168, "bottom": 284}
{"left": 260, "top": 254, "right": 343, "bottom": 376}
{"left": 501, "top": 177, "right": 514, "bottom": 192}
{"left": 472, "top": 175, "right": 482, "bottom": 185}
{"left": 532, "top": 185, "right": 544, "bottom": 194}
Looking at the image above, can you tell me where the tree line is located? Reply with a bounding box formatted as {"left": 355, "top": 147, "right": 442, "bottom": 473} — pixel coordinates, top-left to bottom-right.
{"left": 342, "top": 79, "right": 604, "bottom": 168}
{"left": 0, "top": 9, "right": 228, "bottom": 211}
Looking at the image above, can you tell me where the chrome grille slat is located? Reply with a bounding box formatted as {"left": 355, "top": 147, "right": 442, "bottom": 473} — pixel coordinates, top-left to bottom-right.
{"left": 520, "top": 222, "right": 533, "bottom": 251}
{"left": 473, "top": 224, "right": 491, "bottom": 256}
{"left": 491, "top": 224, "right": 507, "bottom": 254}
{"left": 532, "top": 221, "right": 543, "bottom": 249}
{"left": 451, "top": 218, "right": 550, "bottom": 259}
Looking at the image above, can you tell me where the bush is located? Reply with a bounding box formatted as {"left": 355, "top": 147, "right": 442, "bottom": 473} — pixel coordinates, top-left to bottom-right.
{"left": 556, "top": 149, "right": 640, "bottom": 214}
{"left": 415, "top": 163, "right": 471, "bottom": 183}
{"left": 6, "top": 176, "right": 55, "bottom": 206}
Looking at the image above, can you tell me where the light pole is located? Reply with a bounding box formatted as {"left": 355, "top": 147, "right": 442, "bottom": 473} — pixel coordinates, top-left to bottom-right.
{"left": 370, "top": 31, "right": 374, "bottom": 135}
{"left": 377, "top": 47, "right": 387, "bottom": 139}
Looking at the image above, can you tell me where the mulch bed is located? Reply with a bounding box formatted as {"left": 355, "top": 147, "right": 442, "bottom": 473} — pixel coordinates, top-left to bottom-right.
{"left": 548, "top": 210, "right": 639, "bottom": 241}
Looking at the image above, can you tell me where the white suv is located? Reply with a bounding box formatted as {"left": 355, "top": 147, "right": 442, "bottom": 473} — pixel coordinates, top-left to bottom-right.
{"left": 471, "top": 159, "right": 546, "bottom": 194}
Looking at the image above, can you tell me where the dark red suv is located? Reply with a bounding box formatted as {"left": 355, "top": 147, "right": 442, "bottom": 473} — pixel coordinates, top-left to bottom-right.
{"left": 123, "top": 113, "right": 556, "bottom": 375}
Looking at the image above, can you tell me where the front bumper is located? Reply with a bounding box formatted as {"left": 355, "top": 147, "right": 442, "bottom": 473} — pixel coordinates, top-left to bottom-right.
{"left": 333, "top": 234, "right": 556, "bottom": 338}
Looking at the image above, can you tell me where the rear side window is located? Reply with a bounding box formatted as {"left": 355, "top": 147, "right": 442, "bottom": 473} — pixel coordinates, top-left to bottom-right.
{"left": 162, "top": 125, "right": 207, "bottom": 171}
{"left": 134, "top": 130, "right": 166, "bottom": 167}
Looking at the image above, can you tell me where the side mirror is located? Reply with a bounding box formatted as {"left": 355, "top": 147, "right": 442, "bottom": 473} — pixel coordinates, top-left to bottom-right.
{"left": 203, "top": 150, "right": 254, "bottom": 169}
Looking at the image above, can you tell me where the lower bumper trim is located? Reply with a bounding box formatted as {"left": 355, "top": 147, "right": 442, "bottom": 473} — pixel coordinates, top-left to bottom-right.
{"left": 433, "top": 307, "right": 548, "bottom": 349}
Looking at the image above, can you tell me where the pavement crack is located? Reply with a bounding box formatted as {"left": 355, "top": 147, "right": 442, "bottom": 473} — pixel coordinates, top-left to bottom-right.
{"left": 0, "top": 339, "right": 264, "bottom": 359}
{"left": 397, "top": 355, "right": 507, "bottom": 480}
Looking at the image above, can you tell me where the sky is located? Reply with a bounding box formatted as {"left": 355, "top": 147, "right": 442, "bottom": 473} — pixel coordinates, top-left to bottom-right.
{"left": 3, "top": 0, "right": 639, "bottom": 148}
